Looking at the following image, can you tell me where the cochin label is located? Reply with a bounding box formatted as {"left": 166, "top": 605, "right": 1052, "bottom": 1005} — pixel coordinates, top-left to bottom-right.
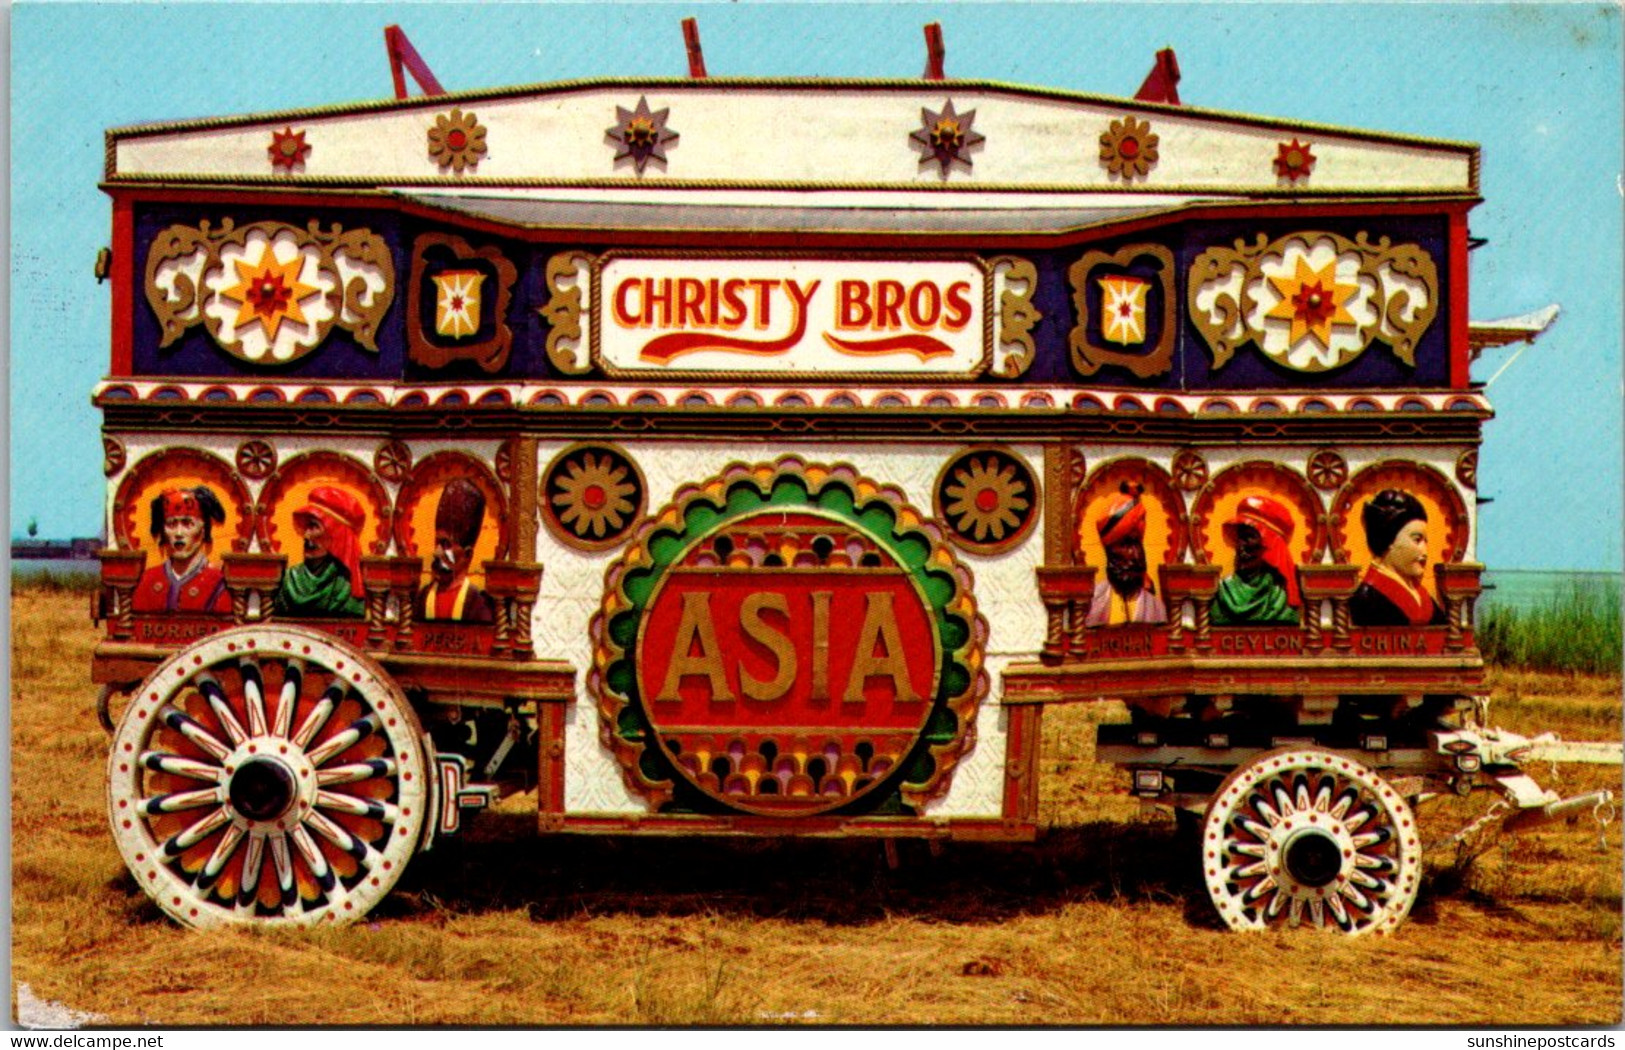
{"left": 599, "top": 257, "right": 985, "bottom": 375}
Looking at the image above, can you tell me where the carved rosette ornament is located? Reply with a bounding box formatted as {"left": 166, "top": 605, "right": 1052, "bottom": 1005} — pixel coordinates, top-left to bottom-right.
{"left": 494, "top": 440, "right": 515, "bottom": 487}
{"left": 541, "top": 444, "right": 645, "bottom": 552}
{"left": 1456, "top": 449, "right": 1479, "bottom": 490}
{"left": 103, "top": 436, "right": 127, "bottom": 478}
{"left": 935, "top": 447, "right": 1040, "bottom": 555}
{"left": 235, "top": 440, "right": 277, "bottom": 481}
{"left": 1189, "top": 231, "right": 1438, "bottom": 373}
{"left": 1100, "top": 116, "right": 1159, "bottom": 180}
{"left": 590, "top": 458, "right": 988, "bottom": 817}
{"left": 1307, "top": 449, "right": 1349, "bottom": 491}
{"left": 145, "top": 219, "right": 393, "bottom": 366}
{"left": 427, "top": 109, "right": 487, "bottom": 174}
{"left": 373, "top": 440, "right": 412, "bottom": 485}
{"left": 1171, "top": 449, "right": 1209, "bottom": 493}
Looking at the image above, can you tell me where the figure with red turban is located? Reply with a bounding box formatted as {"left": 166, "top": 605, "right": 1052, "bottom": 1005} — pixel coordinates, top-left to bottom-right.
{"left": 415, "top": 478, "right": 495, "bottom": 623}
{"left": 1083, "top": 482, "right": 1166, "bottom": 626}
{"left": 274, "top": 485, "right": 366, "bottom": 618}
{"left": 1350, "top": 489, "right": 1447, "bottom": 627}
{"left": 1212, "top": 494, "right": 1301, "bottom": 625}
{"left": 133, "top": 486, "right": 230, "bottom": 614}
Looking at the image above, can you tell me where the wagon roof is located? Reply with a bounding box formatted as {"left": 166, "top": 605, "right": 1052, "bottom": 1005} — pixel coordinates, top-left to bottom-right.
{"left": 105, "top": 77, "right": 1479, "bottom": 202}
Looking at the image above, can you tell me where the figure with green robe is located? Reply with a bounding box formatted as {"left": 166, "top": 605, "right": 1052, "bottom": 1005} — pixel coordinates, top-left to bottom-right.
{"left": 1211, "top": 494, "right": 1301, "bottom": 626}
{"left": 274, "top": 485, "right": 367, "bottom": 618}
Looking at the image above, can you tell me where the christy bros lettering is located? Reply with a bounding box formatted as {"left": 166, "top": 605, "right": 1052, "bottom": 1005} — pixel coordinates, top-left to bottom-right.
{"left": 599, "top": 256, "right": 986, "bottom": 375}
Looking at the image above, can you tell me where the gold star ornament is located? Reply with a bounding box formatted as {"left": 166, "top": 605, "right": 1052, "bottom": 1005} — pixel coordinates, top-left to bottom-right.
{"left": 220, "top": 252, "right": 319, "bottom": 340}
{"left": 1264, "top": 258, "right": 1358, "bottom": 350}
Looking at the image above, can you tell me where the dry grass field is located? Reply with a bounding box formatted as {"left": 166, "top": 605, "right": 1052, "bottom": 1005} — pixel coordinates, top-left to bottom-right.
{"left": 11, "top": 585, "right": 1622, "bottom": 1026}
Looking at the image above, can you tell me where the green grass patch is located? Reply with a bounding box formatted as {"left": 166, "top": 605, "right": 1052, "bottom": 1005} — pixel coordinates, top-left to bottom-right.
{"left": 1479, "top": 577, "right": 1622, "bottom": 675}
{"left": 12, "top": 566, "right": 101, "bottom": 594}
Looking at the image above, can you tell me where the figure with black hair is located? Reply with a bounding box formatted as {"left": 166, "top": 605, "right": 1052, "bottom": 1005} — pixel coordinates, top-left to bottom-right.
{"left": 1350, "top": 489, "right": 1447, "bottom": 627}
{"left": 133, "top": 486, "right": 230, "bottom": 614}
{"left": 415, "top": 478, "right": 495, "bottom": 623}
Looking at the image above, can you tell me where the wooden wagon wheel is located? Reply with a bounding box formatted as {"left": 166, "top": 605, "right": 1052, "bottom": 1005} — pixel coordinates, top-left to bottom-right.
{"left": 108, "top": 624, "right": 428, "bottom": 927}
{"left": 1200, "top": 747, "right": 1422, "bottom": 935}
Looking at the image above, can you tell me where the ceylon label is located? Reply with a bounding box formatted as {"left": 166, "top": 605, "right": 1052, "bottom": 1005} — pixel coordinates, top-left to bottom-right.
{"left": 599, "top": 256, "right": 986, "bottom": 375}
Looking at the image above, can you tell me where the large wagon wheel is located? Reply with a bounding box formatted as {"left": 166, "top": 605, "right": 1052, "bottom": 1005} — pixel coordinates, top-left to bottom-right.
{"left": 1200, "top": 747, "right": 1422, "bottom": 935}
{"left": 108, "top": 624, "right": 428, "bottom": 927}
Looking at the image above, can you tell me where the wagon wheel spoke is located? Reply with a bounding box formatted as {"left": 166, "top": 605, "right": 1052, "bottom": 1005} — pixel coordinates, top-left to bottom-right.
{"left": 108, "top": 625, "right": 426, "bottom": 928}
{"left": 1201, "top": 747, "right": 1422, "bottom": 936}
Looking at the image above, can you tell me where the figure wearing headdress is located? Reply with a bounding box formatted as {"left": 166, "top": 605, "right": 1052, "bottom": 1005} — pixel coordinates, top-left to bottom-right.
{"left": 1211, "top": 494, "right": 1301, "bottom": 626}
{"left": 415, "top": 478, "right": 495, "bottom": 624}
{"left": 274, "top": 485, "right": 367, "bottom": 618}
{"left": 133, "top": 486, "right": 230, "bottom": 614}
{"left": 1350, "top": 489, "right": 1447, "bottom": 627}
{"left": 1084, "top": 482, "right": 1167, "bottom": 626}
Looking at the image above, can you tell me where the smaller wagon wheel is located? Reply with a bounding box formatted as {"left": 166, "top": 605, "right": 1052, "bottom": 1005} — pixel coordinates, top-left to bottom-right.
{"left": 1200, "top": 747, "right": 1421, "bottom": 935}
{"left": 108, "top": 624, "right": 428, "bottom": 927}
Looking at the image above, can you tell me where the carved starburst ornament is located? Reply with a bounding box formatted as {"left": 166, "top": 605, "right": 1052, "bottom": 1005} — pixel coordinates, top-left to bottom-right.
{"left": 267, "top": 127, "right": 310, "bottom": 172}
{"left": 220, "top": 252, "right": 319, "bottom": 341}
{"left": 1264, "top": 258, "right": 1359, "bottom": 350}
{"left": 910, "top": 100, "right": 984, "bottom": 176}
{"left": 1275, "top": 138, "right": 1317, "bottom": 182}
{"left": 606, "top": 97, "right": 679, "bottom": 174}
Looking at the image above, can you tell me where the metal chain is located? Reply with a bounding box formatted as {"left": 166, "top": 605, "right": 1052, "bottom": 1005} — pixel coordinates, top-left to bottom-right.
{"left": 1595, "top": 797, "right": 1616, "bottom": 852}
{"left": 1426, "top": 799, "right": 1510, "bottom": 853}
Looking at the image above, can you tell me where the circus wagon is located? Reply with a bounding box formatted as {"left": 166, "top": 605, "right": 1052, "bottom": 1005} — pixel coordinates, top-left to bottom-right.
{"left": 90, "top": 24, "right": 1607, "bottom": 934}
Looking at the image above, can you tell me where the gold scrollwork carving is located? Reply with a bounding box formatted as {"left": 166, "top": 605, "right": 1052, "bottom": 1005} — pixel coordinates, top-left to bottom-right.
{"left": 989, "top": 255, "right": 1041, "bottom": 378}
{"left": 1188, "top": 230, "right": 1439, "bottom": 373}
{"left": 1068, "top": 244, "right": 1176, "bottom": 379}
{"left": 144, "top": 218, "right": 394, "bottom": 365}
{"left": 541, "top": 251, "right": 595, "bottom": 375}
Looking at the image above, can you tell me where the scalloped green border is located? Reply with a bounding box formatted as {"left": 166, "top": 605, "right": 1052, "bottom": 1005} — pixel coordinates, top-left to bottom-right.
{"left": 596, "top": 461, "right": 984, "bottom": 815}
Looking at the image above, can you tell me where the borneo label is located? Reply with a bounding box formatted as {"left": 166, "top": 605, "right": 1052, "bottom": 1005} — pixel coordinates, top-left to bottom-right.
{"left": 596, "top": 255, "right": 988, "bottom": 377}
{"left": 591, "top": 458, "right": 987, "bottom": 817}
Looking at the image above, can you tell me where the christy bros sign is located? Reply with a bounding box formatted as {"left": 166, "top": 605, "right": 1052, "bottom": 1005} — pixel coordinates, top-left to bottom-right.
{"left": 599, "top": 255, "right": 987, "bottom": 376}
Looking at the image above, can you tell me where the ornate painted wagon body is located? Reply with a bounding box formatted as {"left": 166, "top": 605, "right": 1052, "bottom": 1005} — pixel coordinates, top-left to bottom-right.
{"left": 93, "top": 49, "right": 1603, "bottom": 934}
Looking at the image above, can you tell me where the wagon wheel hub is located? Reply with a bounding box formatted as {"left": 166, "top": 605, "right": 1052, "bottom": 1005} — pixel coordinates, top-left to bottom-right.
{"left": 1201, "top": 746, "right": 1422, "bottom": 935}
{"left": 228, "top": 755, "right": 299, "bottom": 823}
{"left": 107, "top": 624, "right": 427, "bottom": 928}
{"left": 1280, "top": 826, "right": 1343, "bottom": 889}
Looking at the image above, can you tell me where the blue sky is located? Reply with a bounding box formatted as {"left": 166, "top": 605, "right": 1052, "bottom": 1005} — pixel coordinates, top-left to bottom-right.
{"left": 10, "top": 2, "right": 1622, "bottom": 570}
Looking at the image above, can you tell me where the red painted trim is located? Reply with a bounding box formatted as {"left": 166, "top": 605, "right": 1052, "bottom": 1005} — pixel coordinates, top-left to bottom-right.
{"left": 1002, "top": 703, "right": 1042, "bottom": 822}
{"left": 923, "top": 23, "right": 946, "bottom": 81}
{"left": 682, "top": 17, "right": 708, "bottom": 79}
{"left": 538, "top": 701, "right": 566, "bottom": 823}
{"left": 384, "top": 24, "right": 445, "bottom": 99}
{"left": 110, "top": 198, "right": 134, "bottom": 376}
{"left": 1448, "top": 209, "right": 1470, "bottom": 387}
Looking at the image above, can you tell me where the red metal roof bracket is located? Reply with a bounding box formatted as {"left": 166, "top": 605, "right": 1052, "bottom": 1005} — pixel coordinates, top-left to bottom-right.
{"left": 1134, "top": 47, "right": 1181, "bottom": 105}
{"left": 384, "top": 24, "right": 446, "bottom": 100}
{"left": 682, "top": 17, "right": 708, "bottom": 78}
{"left": 923, "top": 23, "right": 946, "bottom": 80}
